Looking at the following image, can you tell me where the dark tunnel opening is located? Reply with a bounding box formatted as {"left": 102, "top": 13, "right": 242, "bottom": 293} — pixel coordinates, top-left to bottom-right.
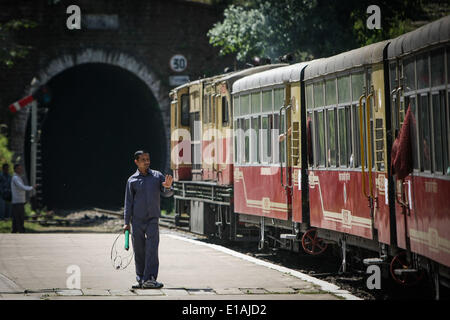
{"left": 26, "top": 63, "right": 167, "bottom": 211}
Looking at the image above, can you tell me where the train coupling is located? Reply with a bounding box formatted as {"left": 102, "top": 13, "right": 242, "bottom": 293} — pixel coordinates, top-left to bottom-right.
{"left": 363, "top": 256, "right": 389, "bottom": 266}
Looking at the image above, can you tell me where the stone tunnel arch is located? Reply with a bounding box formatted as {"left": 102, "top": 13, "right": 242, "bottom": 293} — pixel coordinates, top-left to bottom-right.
{"left": 12, "top": 50, "right": 171, "bottom": 210}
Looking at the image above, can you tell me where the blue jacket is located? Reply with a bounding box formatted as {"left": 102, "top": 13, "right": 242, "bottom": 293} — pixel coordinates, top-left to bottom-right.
{"left": 124, "top": 169, "right": 173, "bottom": 225}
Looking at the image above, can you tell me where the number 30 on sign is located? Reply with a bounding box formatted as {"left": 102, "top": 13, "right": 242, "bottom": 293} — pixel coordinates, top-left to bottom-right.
{"left": 170, "top": 55, "right": 187, "bottom": 72}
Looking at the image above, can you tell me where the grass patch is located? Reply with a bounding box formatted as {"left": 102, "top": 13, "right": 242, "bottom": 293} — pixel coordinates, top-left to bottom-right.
{"left": 0, "top": 219, "right": 48, "bottom": 233}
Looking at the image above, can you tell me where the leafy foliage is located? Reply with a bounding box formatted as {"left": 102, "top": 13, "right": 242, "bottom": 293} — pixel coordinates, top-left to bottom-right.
{"left": 0, "top": 133, "right": 13, "bottom": 174}
{"left": 208, "top": 4, "right": 273, "bottom": 61}
{"left": 0, "top": 19, "right": 37, "bottom": 68}
{"left": 208, "top": 0, "right": 444, "bottom": 63}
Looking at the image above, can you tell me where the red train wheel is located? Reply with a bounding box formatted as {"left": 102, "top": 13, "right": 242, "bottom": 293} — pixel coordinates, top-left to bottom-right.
{"left": 302, "top": 229, "right": 328, "bottom": 255}
{"left": 390, "top": 252, "right": 424, "bottom": 286}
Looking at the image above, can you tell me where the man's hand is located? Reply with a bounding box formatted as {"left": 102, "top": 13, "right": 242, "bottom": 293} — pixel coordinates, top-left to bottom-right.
{"left": 162, "top": 174, "right": 173, "bottom": 189}
{"left": 123, "top": 224, "right": 130, "bottom": 232}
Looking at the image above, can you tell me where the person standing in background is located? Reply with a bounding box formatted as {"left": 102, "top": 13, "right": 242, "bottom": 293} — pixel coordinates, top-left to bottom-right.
{"left": 0, "top": 163, "right": 12, "bottom": 220}
{"left": 11, "top": 164, "right": 35, "bottom": 233}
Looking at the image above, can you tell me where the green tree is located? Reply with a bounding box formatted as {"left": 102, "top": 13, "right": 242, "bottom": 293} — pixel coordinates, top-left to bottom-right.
{"left": 208, "top": 4, "right": 273, "bottom": 62}
{"left": 0, "top": 19, "right": 37, "bottom": 68}
{"left": 208, "top": 0, "right": 443, "bottom": 64}
{"left": 0, "top": 132, "right": 13, "bottom": 173}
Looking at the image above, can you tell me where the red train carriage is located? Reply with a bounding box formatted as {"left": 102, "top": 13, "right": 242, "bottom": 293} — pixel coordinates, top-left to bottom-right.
{"left": 387, "top": 16, "right": 450, "bottom": 289}
{"left": 231, "top": 63, "right": 308, "bottom": 248}
{"left": 304, "top": 41, "right": 395, "bottom": 267}
{"left": 170, "top": 64, "right": 286, "bottom": 237}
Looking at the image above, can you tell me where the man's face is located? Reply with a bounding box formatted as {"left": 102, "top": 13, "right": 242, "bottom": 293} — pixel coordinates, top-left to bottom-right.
{"left": 15, "top": 165, "right": 22, "bottom": 175}
{"left": 134, "top": 153, "right": 150, "bottom": 172}
{"left": 2, "top": 166, "right": 8, "bottom": 174}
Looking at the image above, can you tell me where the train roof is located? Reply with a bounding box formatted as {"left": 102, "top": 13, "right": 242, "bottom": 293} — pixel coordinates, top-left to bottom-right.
{"left": 215, "top": 63, "right": 287, "bottom": 85}
{"left": 170, "top": 64, "right": 286, "bottom": 95}
{"left": 232, "top": 62, "right": 309, "bottom": 94}
{"left": 388, "top": 15, "right": 450, "bottom": 59}
{"left": 304, "top": 41, "right": 388, "bottom": 81}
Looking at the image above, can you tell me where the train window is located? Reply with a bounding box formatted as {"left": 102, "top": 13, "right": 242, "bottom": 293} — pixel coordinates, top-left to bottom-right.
{"left": 191, "top": 112, "right": 201, "bottom": 170}
{"left": 431, "top": 49, "right": 445, "bottom": 87}
{"left": 403, "top": 57, "right": 416, "bottom": 92}
{"left": 352, "top": 104, "right": 361, "bottom": 167}
{"left": 241, "top": 94, "right": 250, "bottom": 116}
{"left": 306, "top": 84, "right": 313, "bottom": 110}
{"left": 432, "top": 94, "right": 443, "bottom": 173}
{"left": 251, "top": 117, "right": 260, "bottom": 163}
{"left": 273, "top": 113, "right": 280, "bottom": 163}
{"left": 327, "top": 109, "right": 337, "bottom": 167}
{"left": 181, "top": 94, "right": 190, "bottom": 126}
{"left": 244, "top": 118, "right": 250, "bottom": 163}
{"left": 338, "top": 108, "right": 349, "bottom": 167}
{"left": 251, "top": 92, "right": 260, "bottom": 114}
{"left": 172, "top": 102, "right": 177, "bottom": 127}
{"left": 315, "top": 111, "right": 325, "bottom": 166}
{"left": 202, "top": 95, "right": 207, "bottom": 124}
{"left": 408, "top": 97, "right": 419, "bottom": 170}
{"left": 233, "top": 96, "right": 239, "bottom": 117}
{"left": 326, "top": 79, "right": 337, "bottom": 106}
{"left": 261, "top": 116, "right": 270, "bottom": 163}
{"left": 417, "top": 53, "right": 429, "bottom": 90}
{"left": 432, "top": 92, "right": 449, "bottom": 174}
{"left": 274, "top": 88, "right": 284, "bottom": 111}
{"left": 222, "top": 97, "right": 229, "bottom": 125}
{"left": 211, "top": 95, "right": 215, "bottom": 124}
{"left": 351, "top": 73, "right": 364, "bottom": 101}
{"left": 338, "top": 76, "right": 350, "bottom": 104}
{"left": 208, "top": 94, "right": 212, "bottom": 123}
{"left": 239, "top": 118, "right": 246, "bottom": 164}
{"left": 389, "top": 63, "right": 397, "bottom": 92}
{"left": 419, "top": 94, "right": 432, "bottom": 171}
{"left": 314, "top": 82, "right": 324, "bottom": 108}
{"left": 262, "top": 90, "right": 272, "bottom": 112}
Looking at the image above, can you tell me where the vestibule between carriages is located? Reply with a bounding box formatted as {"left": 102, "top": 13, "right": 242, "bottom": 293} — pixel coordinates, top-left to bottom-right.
{"left": 26, "top": 63, "right": 166, "bottom": 210}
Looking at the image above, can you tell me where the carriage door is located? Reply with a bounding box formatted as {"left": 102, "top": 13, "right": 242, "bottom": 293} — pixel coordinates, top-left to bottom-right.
{"left": 213, "top": 90, "right": 221, "bottom": 181}
{"left": 279, "top": 84, "right": 293, "bottom": 217}
{"left": 191, "top": 88, "right": 202, "bottom": 181}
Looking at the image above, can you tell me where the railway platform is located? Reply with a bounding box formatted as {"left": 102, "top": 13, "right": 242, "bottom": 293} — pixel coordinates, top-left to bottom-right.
{"left": 0, "top": 229, "right": 360, "bottom": 300}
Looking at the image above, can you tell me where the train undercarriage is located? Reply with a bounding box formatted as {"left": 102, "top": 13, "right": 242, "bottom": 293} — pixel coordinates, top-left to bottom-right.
{"left": 173, "top": 180, "right": 449, "bottom": 299}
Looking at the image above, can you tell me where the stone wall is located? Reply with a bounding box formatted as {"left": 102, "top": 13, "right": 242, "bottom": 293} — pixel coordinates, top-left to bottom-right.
{"left": 0, "top": 0, "right": 233, "bottom": 173}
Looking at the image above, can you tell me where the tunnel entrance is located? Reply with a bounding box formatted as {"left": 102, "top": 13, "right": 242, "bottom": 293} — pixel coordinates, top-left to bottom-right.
{"left": 33, "top": 63, "right": 166, "bottom": 210}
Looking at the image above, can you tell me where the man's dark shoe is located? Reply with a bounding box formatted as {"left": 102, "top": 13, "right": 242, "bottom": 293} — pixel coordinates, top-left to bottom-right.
{"left": 131, "top": 281, "right": 142, "bottom": 289}
{"left": 142, "top": 278, "right": 163, "bottom": 289}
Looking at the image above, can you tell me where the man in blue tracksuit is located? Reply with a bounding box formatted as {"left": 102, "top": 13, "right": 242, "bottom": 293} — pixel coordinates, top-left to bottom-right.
{"left": 123, "top": 150, "right": 173, "bottom": 289}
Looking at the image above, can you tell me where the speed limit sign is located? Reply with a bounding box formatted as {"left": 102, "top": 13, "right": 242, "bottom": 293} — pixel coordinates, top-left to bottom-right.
{"left": 170, "top": 54, "right": 187, "bottom": 72}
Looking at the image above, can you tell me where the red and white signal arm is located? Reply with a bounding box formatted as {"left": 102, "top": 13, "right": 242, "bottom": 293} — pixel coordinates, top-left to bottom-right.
{"left": 9, "top": 95, "right": 35, "bottom": 113}
{"left": 170, "top": 54, "right": 187, "bottom": 72}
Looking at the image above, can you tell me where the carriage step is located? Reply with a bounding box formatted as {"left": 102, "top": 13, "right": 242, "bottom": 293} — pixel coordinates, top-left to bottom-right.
{"left": 280, "top": 234, "right": 297, "bottom": 240}
{"left": 363, "top": 257, "right": 388, "bottom": 265}
{"left": 394, "top": 268, "right": 418, "bottom": 275}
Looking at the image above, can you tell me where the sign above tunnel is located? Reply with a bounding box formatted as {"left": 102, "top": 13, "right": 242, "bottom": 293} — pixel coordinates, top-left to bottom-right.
{"left": 170, "top": 54, "right": 187, "bottom": 72}
{"left": 169, "top": 75, "right": 190, "bottom": 86}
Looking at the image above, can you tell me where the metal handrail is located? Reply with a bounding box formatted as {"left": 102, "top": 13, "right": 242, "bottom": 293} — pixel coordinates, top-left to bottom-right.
{"left": 285, "top": 104, "right": 293, "bottom": 189}
{"left": 279, "top": 105, "right": 288, "bottom": 189}
{"left": 358, "top": 94, "right": 369, "bottom": 199}
{"left": 366, "top": 92, "right": 374, "bottom": 198}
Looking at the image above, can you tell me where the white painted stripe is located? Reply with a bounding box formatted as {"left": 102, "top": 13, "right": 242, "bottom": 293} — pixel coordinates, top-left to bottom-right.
{"left": 13, "top": 102, "right": 21, "bottom": 111}
{"left": 166, "top": 233, "right": 362, "bottom": 300}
